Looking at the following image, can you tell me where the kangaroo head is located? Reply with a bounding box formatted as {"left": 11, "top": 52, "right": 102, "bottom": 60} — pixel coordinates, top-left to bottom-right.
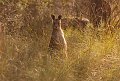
{"left": 51, "top": 15, "right": 62, "bottom": 29}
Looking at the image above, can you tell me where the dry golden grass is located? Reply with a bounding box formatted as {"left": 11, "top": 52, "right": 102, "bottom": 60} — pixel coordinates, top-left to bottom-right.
{"left": 0, "top": 24, "right": 120, "bottom": 81}
{"left": 0, "top": 0, "right": 120, "bottom": 81}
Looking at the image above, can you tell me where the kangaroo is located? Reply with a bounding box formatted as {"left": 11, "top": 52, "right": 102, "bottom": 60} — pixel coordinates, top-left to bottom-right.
{"left": 74, "top": 17, "right": 89, "bottom": 30}
{"left": 49, "top": 15, "right": 67, "bottom": 59}
{"left": 61, "top": 17, "right": 89, "bottom": 30}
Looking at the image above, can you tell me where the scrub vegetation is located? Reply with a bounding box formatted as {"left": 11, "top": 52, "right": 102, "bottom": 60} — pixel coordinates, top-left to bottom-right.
{"left": 0, "top": 0, "right": 120, "bottom": 81}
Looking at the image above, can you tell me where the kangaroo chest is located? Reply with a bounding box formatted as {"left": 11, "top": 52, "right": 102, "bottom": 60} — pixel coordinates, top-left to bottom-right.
{"left": 49, "top": 30, "right": 67, "bottom": 50}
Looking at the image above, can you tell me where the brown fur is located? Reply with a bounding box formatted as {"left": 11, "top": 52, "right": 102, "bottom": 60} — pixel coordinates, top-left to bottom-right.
{"left": 49, "top": 15, "right": 67, "bottom": 58}
{"left": 61, "top": 17, "right": 89, "bottom": 30}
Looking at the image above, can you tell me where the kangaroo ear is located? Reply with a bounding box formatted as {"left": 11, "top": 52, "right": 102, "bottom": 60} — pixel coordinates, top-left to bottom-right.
{"left": 58, "top": 15, "right": 62, "bottom": 20}
{"left": 51, "top": 14, "right": 55, "bottom": 20}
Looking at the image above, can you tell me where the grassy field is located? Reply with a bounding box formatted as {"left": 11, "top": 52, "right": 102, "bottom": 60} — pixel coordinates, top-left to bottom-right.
{"left": 0, "top": 25, "right": 120, "bottom": 81}
{"left": 0, "top": 0, "right": 120, "bottom": 81}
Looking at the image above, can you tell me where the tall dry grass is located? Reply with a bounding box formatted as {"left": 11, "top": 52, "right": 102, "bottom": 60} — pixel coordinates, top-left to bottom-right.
{"left": 0, "top": 24, "right": 120, "bottom": 81}
{"left": 0, "top": 0, "right": 120, "bottom": 81}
